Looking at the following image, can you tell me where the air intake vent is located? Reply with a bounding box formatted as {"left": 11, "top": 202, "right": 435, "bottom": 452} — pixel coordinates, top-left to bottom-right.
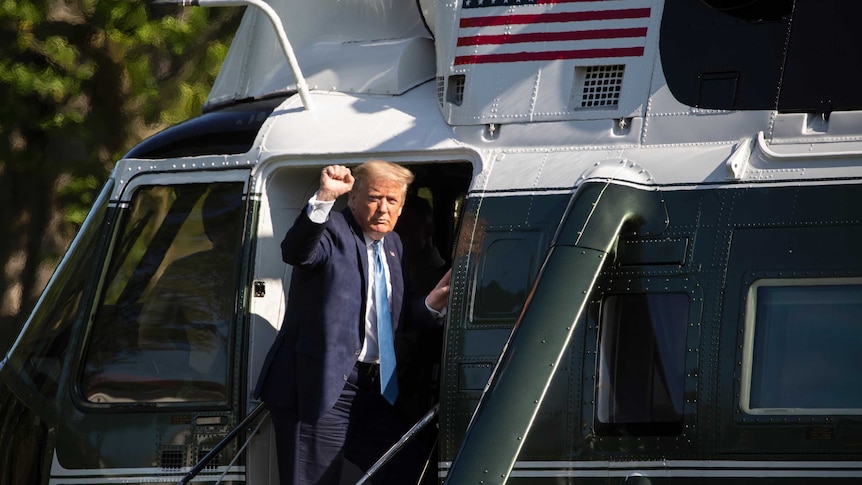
{"left": 159, "top": 447, "right": 184, "bottom": 471}
{"left": 197, "top": 448, "right": 220, "bottom": 470}
{"left": 436, "top": 76, "right": 445, "bottom": 107}
{"left": 446, "top": 75, "right": 466, "bottom": 106}
{"left": 577, "top": 65, "right": 625, "bottom": 109}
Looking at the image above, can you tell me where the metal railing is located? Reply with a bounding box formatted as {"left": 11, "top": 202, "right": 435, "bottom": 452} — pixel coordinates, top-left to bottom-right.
{"left": 176, "top": 402, "right": 269, "bottom": 485}
{"left": 178, "top": 402, "right": 439, "bottom": 485}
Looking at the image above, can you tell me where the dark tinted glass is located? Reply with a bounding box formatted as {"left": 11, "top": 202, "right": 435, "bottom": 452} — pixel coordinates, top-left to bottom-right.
{"left": 597, "top": 292, "right": 689, "bottom": 435}
{"left": 80, "top": 183, "right": 244, "bottom": 404}
{"left": 11, "top": 181, "right": 112, "bottom": 399}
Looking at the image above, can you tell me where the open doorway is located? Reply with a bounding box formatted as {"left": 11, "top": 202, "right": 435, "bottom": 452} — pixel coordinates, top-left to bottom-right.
{"left": 391, "top": 162, "right": 472, "bottom": 474}
{"left": 251, "top": 159, "right": 473, "bottom": 485}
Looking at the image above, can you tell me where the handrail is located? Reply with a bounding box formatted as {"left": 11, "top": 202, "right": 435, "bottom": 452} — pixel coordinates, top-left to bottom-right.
{"left": 444, "top": 182, "right": 668, "bottom": 483}
{"left": 356, "top": 404, "right": 440, "bottom": 485}
{"left": 757, "top": 131, "right": 862, "bottom": 160}
{"left": 176, "top": 402, "right": 269, "bottom": 485}
{"left": 178, "top": 401, "right": 436, "bottom": 484}
{"left": 152, "top": 0, "right": 314, "bottom": 111}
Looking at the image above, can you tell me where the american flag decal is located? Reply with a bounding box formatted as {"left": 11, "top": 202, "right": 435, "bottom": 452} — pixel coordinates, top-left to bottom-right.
{"left": 456, "top": 0, "right": 651, "bottom": 66}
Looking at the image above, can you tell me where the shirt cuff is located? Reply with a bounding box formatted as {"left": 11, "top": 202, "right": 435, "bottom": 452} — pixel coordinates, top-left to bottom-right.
{"left": 306, "top": 192, "right": 335, "bottom": 224}
{"left": 425, "top": 298, "right": 447, "bottom": 319}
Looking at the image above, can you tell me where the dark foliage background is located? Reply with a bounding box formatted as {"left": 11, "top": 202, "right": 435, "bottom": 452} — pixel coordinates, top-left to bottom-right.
{"left": 0, "top": 1, "right": 243, "bottom": 353}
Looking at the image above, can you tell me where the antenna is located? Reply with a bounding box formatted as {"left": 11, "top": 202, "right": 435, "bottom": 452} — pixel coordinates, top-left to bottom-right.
{"left": 152, "top": 0, "right": 314, "bottom": 111}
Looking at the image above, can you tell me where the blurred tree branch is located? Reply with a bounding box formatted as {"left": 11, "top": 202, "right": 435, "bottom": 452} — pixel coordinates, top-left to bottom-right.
{"left": 0, "top": 0, "right": 243, "bottom": 351}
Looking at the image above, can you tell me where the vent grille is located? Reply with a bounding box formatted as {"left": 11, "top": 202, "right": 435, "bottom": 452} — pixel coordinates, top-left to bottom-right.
{"left": 197, "top": 448, "right": 220, "bottom": 470}
{"left": 446, "top": 75, "right": 466, "bottom": 106}
{"left": 159, "top": 447, "right": 184, "bottom": 471}
{"left": 436, "top": 76, "right": 445, "bottom": 107}
{"left": 578, "top": 65, "right": 625, "bottom": 108}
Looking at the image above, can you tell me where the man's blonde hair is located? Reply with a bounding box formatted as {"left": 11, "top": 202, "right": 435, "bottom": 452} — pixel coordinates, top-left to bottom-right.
{"left": 352, "top": 160, "right": 414, "bottom": 193}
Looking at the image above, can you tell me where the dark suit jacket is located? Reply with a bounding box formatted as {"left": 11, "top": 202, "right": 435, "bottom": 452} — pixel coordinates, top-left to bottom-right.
{"left": 255, "top": 206, "right": 436, "bottom": 423}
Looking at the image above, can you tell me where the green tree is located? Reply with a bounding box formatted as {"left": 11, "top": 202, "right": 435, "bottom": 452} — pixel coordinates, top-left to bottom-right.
{"left": 0, "top": 0, "right": 243, "bottom": 352}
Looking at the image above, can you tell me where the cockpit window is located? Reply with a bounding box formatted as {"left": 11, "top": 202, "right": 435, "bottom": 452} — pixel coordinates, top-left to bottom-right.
{"left": 80, "top": 182, "right": 244, "bottom": 404}
{"left": 596, "top": 292, "right": 689, "bottom": 436}
{"left": 741, "top": 278, "right": 862, "bottom": 414}
{"left": 8, "top": 180, "right": 113, "bottom": 399}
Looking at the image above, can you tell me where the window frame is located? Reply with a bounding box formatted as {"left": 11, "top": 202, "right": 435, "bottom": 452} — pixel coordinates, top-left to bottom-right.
{"left": 74, "top": 170, "right": 249, "bottom": 409}
{"left": 594, "top": 291, "right": 691, "bottom": 437}
{"left": 740, "top": 277, "right": 862, "bottom": 416}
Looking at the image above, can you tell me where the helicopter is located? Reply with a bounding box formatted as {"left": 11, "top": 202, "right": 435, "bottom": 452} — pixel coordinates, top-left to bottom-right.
{"left": 3, "top": 0, "right": 862, "bottom": 483}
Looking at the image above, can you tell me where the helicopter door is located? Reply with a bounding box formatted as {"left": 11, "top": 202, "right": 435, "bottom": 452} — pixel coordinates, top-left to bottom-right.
{"left": 53, "top": 170, "right": 250, "bottom": 482}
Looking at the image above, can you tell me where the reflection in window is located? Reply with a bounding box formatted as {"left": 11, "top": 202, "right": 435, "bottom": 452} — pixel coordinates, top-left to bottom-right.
{"left": 473, "top": 232, "right": 541, "bottom": 322}
{"left": 476, "top": 238, "right": 530, "bottom": 316}
{"left": 81, "top": 183, "right": 244, "bottom": 404}
{"left": 597, "top": 293, "right": 689, "bottom": 436}
{"left": 745, "top": 280, "right": 862, "bottom": 413}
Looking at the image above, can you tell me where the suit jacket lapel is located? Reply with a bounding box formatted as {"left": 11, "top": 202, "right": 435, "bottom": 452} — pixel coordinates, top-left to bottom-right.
{"left": 343, "top": 209, "right": 369, "bottom": 345}
{"left": 342, "top": 208, "right": 369, "bottom": 286}
{"left": 383, "top": 236, "right": 403, "bottom": 330}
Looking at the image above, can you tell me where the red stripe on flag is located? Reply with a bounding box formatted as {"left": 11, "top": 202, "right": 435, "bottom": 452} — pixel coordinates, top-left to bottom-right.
{"left": 457, "top": 27, "right": 647, "bottom": 47}
{"left": 459, "top": 7, "right": 650, "bottom": 28}
{"left": 465, "top": 0, "right": 609, "bottom": 6}
{"left": 453, "top": 46, "right": 645, "bottom": 65}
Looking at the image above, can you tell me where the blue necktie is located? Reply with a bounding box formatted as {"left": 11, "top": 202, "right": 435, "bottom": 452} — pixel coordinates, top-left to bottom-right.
{"left": 373, "top": 240, "right": 398, "bottom": 404}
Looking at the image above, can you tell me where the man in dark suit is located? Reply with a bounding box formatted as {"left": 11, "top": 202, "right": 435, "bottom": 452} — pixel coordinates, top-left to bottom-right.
{"left": 255, "top": 161, "right": 451, "bottom": 484}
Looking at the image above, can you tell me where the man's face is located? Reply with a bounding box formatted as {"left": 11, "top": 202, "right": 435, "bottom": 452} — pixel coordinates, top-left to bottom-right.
{"left": 348, "top": 177, "right": 406, "bottom": 239}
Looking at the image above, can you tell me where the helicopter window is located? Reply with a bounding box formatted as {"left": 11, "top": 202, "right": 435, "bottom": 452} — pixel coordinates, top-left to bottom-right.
{"left": 9, "top": 180, "right": 113, "bottom": 399}
{"left": 741, "top": 279, "right": 862, "bottom": 414}
{"left": 596, "top": 292, "right": 689, "bottom": 436}
{"left": 474, "top": 236, "right": 535, "bottom": 319}
{"left": 80, "top": 182, "right": 244, "bottom": 404}
{"left": 463, "top": 194, "right": 569, "bottom": 324}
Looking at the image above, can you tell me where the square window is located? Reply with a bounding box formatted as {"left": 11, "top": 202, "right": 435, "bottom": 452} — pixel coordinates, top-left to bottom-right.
{"left": 741, "top": 278, "right": 862, "bottom": 414}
